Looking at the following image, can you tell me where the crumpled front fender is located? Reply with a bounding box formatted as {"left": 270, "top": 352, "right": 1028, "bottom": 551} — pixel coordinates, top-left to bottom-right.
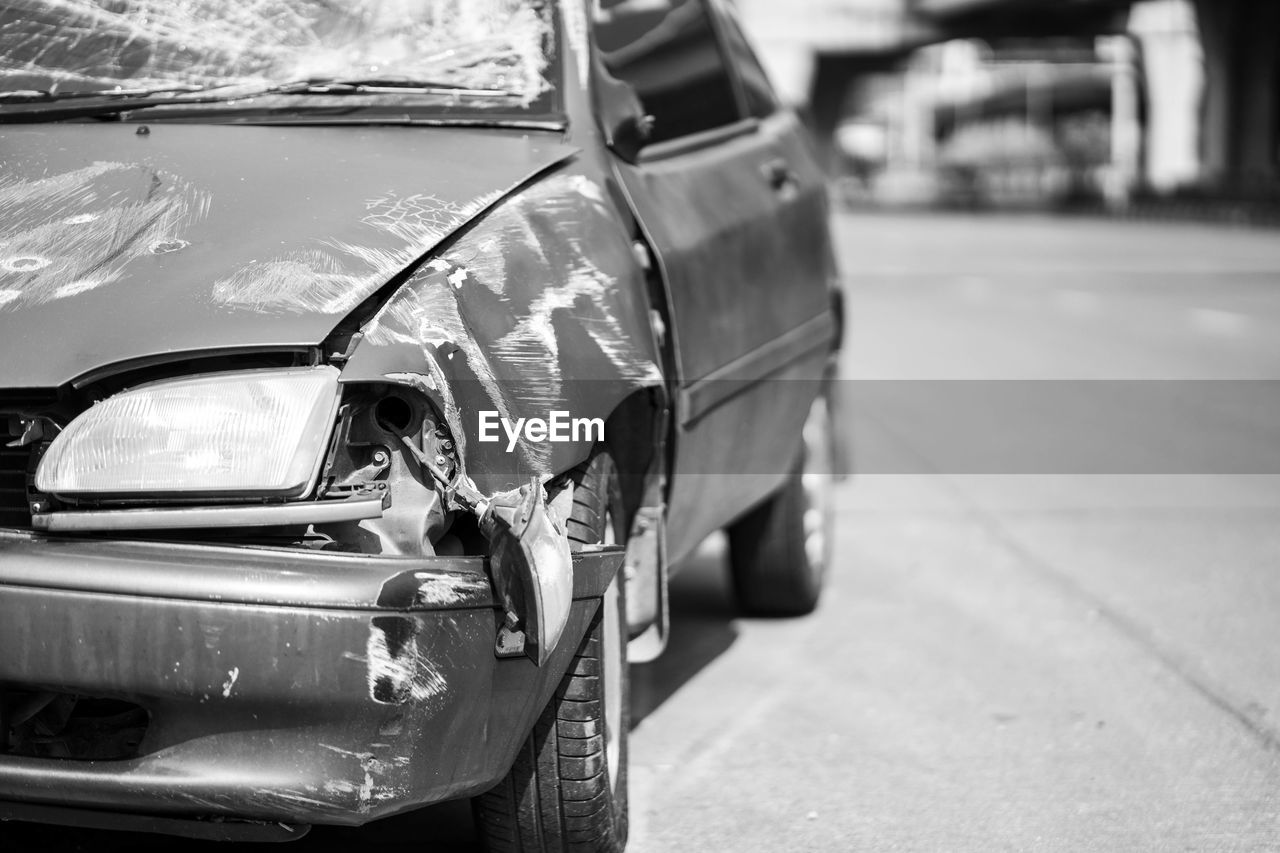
{"left": 339, "top": 169, "right": 664, "bottom": 495}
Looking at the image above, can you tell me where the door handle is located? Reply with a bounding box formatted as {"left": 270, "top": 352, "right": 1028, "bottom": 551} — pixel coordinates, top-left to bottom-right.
{"left": 761, "top": 158, "right": 797, "bottom": 192}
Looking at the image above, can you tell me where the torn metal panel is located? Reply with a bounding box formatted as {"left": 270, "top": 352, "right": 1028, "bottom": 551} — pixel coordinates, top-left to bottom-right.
{"left": 479, "top": 480, "right": 574, "bottom": 665}
{"left": 0, "top": 124, "right": 575, "bottom": 389}
{"left": 387, "top": 437, "right": 577, "bottom": 664}
{"left": 1, "top": 0, "right": 555, "bottom": 109}
{"left": 343, "top": 171, "right": 664, "bottom": 495}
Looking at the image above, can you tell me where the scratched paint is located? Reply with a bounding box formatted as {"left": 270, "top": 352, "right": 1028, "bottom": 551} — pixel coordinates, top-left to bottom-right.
{"left": 353, "top": 173, "right": 663, "bottom": 490}
{"left": 377, "top": 568, "right": 492, "bottom": 608}
{"left": 413, "top": 571, "right": 490, "bottom": 606}
{"left": 365, "top": 616, "right": 447, "bottom": 706}
{"left": 0, "top": 161, "right": 210, "bottom": 311}
{"left": 221, "top": 666, "right": 240, "bottom": 697}
{"left": 212, "top": 190, "right": 504, "bottom": 316}
{"left": 317, "top": 745, "right": 412, "bottom": 814}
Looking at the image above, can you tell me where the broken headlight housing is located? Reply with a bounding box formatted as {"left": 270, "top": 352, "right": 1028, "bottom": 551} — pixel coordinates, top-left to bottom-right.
{"left": 36, "top": 366, "right": 341, "bottom": 500}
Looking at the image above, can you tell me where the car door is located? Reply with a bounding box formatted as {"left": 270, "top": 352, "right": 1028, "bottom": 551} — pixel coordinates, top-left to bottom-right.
{"left": 715, "top": 0, "right": 838, "bottom": 322}
{"left": 593, "top": 0, "right": 836, "bottom": 563}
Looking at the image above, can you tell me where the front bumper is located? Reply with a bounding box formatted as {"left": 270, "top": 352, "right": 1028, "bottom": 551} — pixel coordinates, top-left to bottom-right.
{"left": 0, "top": 532, "right": 622, "bottom": 829}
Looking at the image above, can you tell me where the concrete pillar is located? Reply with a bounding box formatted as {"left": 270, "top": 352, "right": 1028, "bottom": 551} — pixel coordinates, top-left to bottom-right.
{"left": 1129, "top": 0, "right": 1202, "bottom": 191}
{"left": 1100, "top": 36, "right": 1142, "bottom": 204}
{"left": 900, "top": 59, "right": 937, "bottom": 169}
{"left": 1193, "top": 0, "right": 1280, "bottom": 189}
{"left": 1194, "top": 0, "right": 1237, "bottom": 183}
{"left": 809, "top": 55, "right": 898, "bottom": 172}
{"left": 809, "top": 54, "right": 857, "bottom": 170}
{"left": 1236, "top": 3, "right": 1280, "bottom": 180}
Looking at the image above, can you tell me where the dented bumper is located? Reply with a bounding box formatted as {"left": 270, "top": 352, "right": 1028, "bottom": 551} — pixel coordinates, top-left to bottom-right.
{"left": 0, "top": 532, "right": 622, "bottom": 828}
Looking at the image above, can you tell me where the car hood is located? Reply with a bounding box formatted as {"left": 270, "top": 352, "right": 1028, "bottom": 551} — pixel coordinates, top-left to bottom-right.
{"left": 0, "top": 123, "right": 575, "bottom": 389}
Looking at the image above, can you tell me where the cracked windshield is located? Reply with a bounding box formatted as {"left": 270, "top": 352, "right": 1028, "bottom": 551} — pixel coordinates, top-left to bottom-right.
{"left": 0, "top": 0, "right": 556, "bottom": 110}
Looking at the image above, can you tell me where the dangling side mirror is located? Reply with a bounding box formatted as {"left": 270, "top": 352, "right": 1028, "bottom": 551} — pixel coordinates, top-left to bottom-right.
{"left": 594, "top": 56, "right": 652, "bottom": 164}
{"left": 607, "top": 112, "right": 654, "bottom": 164}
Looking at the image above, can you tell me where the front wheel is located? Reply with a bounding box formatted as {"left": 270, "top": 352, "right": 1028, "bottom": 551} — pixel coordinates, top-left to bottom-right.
{"left": 727, "top": 393, "right": 833, "bottom": 616}
{"left": 475, "top": 454, "right": 629, "bottom": 852}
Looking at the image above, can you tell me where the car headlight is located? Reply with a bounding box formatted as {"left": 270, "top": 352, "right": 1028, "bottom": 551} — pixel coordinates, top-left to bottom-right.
{"left": 36, "top": 366, "right": 341, "bottom": 500}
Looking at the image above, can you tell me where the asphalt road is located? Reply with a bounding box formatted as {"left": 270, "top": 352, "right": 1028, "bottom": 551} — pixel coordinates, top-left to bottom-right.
{"left": 9, "top": 212, "right": 1280, "bottom": 851}
{"left": 625, "top": 212, "right": 1280, "bottom": 852}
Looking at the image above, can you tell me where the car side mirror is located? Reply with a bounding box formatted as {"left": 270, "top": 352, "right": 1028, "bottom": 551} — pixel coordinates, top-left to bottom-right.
{"left": 594, "top": 55, "right": 652, "bottom": 164}
{"left": 607, "top": 112, "right": 654, "bottom": 164}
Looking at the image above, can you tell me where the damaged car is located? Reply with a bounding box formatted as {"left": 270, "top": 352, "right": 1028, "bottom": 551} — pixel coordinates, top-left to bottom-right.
{"left": 0, "top": 0, "right": 841, "bottom": 849}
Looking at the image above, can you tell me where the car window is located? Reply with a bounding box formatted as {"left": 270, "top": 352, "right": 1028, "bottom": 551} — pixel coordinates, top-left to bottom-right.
{"left": 715, "top": 2, "right": 779, "bottom": 119}
{"left": 593, "top": 0, "right": 741, "bottom": 144}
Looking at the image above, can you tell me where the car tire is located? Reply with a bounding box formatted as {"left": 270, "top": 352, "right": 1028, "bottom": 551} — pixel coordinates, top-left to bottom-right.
{"left": 727, "top": 392, "right": 833, "bottom": 616}
{"left": 475, "top": 453, "right": 629, "bottom": 853}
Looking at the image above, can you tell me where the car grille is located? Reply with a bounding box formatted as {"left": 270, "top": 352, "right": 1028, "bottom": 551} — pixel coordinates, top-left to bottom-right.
{"left": 0, "top": 445, "right": 32, "bottom": 529}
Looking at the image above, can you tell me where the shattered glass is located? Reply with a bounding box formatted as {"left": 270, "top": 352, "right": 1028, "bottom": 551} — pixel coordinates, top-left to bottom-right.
{"left": 0, "top": 0, "right": 556, "bottom": 107}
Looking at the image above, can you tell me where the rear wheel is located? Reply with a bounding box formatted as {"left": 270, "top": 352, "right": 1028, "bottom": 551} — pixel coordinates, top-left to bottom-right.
{"left": 727, "top": 393, "right": 833, "bottom": 616}
{"left": 475, "top": 454, "right": 629, "bottom": 852}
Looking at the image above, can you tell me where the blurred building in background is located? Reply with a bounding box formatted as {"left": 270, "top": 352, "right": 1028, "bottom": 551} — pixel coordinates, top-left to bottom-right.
{"left": 734, "top": 0, "right": 1279, "bottom": 212}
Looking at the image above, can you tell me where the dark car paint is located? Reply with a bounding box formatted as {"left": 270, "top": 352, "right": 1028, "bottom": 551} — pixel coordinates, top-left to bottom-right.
{"left": 0, "top": 0, "right": 839, "bottom": 837}
{"left": 0, "top": 538, "right": 623, "bottom": 825}
{"left": 614, "top": 110, "right": 836, "bottom": 562}
{"left": 341, "top": 170, "right": 663, "bottom": 497}
{"left": 0, "top": 124, "right": 574, "bottom": 388}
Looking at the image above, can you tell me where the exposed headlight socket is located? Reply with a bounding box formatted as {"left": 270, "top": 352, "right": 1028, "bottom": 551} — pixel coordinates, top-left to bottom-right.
{"left": 374, "top": 395, "right": 418, "bottom": 436}
{"left": 314, "top": 385, "right": 457, "bottom": 556}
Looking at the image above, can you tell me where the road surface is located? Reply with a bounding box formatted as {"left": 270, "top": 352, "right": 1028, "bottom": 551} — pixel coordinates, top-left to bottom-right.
{"left": 9, "top": 212, "right": 1280, "bottom": 851}
{"left": 626, "top": 211, "right": 1280, "bottom": 852}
